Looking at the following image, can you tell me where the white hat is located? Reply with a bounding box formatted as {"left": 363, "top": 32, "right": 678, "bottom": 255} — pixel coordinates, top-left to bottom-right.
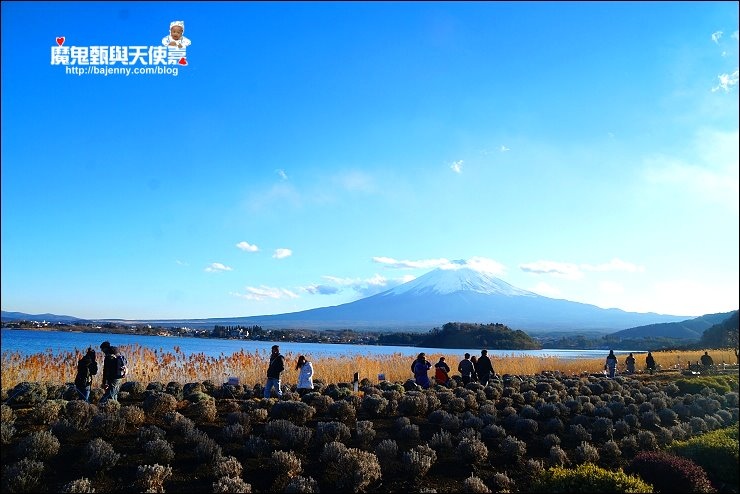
{"left": 170, "top": 20, "right": 185, "bottom": 30}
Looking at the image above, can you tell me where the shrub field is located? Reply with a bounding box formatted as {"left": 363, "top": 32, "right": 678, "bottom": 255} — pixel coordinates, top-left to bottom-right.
{"left": 1, "top": 349, "right": 738, "bottom": 493}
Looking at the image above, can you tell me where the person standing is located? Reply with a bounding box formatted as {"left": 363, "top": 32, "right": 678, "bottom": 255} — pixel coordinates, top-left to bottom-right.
{"left": 458, "top": 353, "right": 474, "bottom": 385}
{"left": 411, "top": 352, "right": 432, "bottom": 389}
{"left": 476, "top": 349, "right": 494, "bottom": 386}
{"left": 645, "top": 351, "right": 656, "bottom": 374}
{"left": 625, "top": 353, "right": 636, "bottom": 374}
{"left": 296, "top": 355, "right": 314, "bottom": 396}
{"left": 100, "top": 345, "right": 123, "bottom": 404}
{"left": 74, "top": 347, "right": 98, "bottom": 402}
{"left": 264, "top": 345, "right": 285, "bottom": 399}
{"left": 470, "top": 356, "right": 480, "bottom": 383}
{"left": 605, "top": 350, "right": 618, "bottom": 378}
{"left": 700, "top": 351, "right": 714, "bottom": 369}
{"left": 434, "top": 356, "right": 450, "bottom": 386}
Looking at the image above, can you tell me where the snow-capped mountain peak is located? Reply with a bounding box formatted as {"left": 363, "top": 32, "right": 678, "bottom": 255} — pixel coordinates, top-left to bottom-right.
{"left": 383, "top": 266, "right": 537, "bottom": 297}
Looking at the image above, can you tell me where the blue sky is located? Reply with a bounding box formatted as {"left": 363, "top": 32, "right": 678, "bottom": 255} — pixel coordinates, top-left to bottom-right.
{"left": 2, "top": 1, "right": 738, "bottom": 321}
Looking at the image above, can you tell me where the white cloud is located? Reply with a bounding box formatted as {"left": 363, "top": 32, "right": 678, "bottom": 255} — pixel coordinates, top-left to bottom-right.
{"left": 315, "top": 272, "right": 413, "bottom": 297}
{"left": 175, "top": 260, "right": 188, "bottom": 266}
{"left": 204, "top": 262, "right": 233, "bottom": 273}
{"left": 302, "top": 284, "right": 340, "bottom": 295}
{"left": 273, "top": 248, "right": 292, "bottom": 259}
{"left": 232, "top": 286, "right": 299, "bottom": 301}
{"left": 732, "top": 31, "right": 739, "bottom": 41}
{"left": 643, "top": 129, "right": 739, "bottom": 212}
{"left": 372, "top": 256, "right": 505, "bottom": 275}
{"left": 236, "top": 241, "right": 259, "bottom": 252}
{"left": 581, "top": 258, "right": 645, "bottom": 273}
{"left": 712, "top": 31, "right": 723, "bottom": 44}
{"left": 275, "top": 169, "right": 288, "bottom": 180}
{"left": 520, "top": 258, "right": 645, "bottom": 280}
{"left": 520, "top": 260, "right": 583, "bottom": 280}
{"left": 334, "top": 170, "right": 376, "bottom": 193}
{"left": 500, "top": 145, "right": 510, "bottom": 152}
{"left": 372, "top": 256, "right": 451, "bottom": 269}
{"left": 530, "top": 281, "right": 561, "bottom": 297}
{"left": 597, "top": 279, "right": 738, "bottom": 316}
{"left": 450, "top": 160, "right": 463, "bottom": 173}
{"left": 598, "top": 280, "right": 625, "bottom": 296}
{"left": 712, "top": 69, "right": 739, "bottom": 93}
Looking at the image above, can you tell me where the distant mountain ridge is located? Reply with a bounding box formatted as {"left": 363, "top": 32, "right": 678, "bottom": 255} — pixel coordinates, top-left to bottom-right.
{"left": 611, "top": 311, "right": 738, "bottom": 341}
{"left": 2, "top": 266, "right": 699, "bottom": 333}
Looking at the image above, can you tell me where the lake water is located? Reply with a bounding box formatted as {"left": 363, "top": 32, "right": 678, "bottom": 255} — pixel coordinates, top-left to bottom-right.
{"left": 0, "top": 328, "right": 640, "bottom": 361}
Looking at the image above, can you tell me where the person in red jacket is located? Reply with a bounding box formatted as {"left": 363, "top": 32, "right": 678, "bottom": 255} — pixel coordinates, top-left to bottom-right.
{"left": 434, "top": 356, "right": 450, "bottom": 386}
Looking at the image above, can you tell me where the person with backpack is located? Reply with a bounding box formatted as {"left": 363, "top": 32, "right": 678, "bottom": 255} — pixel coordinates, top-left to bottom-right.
{"left": 74, "top": 347, "right": 98, "bottom": 402}
{"left": 411, "top": 352, "right": 432, "bottom": 389}
{"left": 434, "top": 356, "right": 450, "bottom": 386}
{"left": 100, "top": 342, "right": 126, "bottom": 404}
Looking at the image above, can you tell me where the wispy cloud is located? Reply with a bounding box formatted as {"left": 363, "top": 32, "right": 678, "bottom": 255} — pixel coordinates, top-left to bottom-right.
{"left": 581, "top": 258, "right": 645, "bottom": 273}
{"left": 712, "top": 31, "right": 723, "bottom": 44}
{"left": 520, "top": 258, "right": 644, "bottom": 280}
{"left": 232, "top": 286, "right": 299, "bottom": 301}
{"left": 273, "top": 248, "right": 292, "bottom": 259}
{"left": 236, "top": 241, "right": 259, "bottom": 252}
{"left": 175, "top": 260, "right": 188, "bottom": 266}
{"left": 310, "top": 273, "right": 413, "bottom": 297}
{"left": 530, "top": 281, "right": 561, "bottom": 297}
{"left": 450, "top": 160, "right": 463, "bottom": 173}
{"left": 205, "top": 262, "right": 233, "bottom": 273}
{"left": 643, "top": 129, "right": 739, "bottom": 212}
{"left": 372, "top": 256, "right": 453, "bottom": 269}
{"left": 372, "top": 256, "right": 505, "bottom": 275}
{"left": 275, "top": 169, "right": 288, "bottom": 180}
{"left": 500, "top": 145, "right": 510, "bottom": 152}
{"left": 520, "top": 260, "right": 583, "bottom": 280}
{"left": 302, "top": 284, "right": 341, "bottom": 295}
{"left": 712, "top": 69, "right": 739, "bottom": 93}
{"left": 333, "top": 170, "right": 376, "bottom": 193}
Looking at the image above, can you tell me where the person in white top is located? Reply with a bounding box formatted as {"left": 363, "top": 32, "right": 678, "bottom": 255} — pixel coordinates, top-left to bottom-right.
{"left": 296, "top": 355, "right": 314, "bottom": 396}
{"left": 162, "top": 20, "right": 191, "bottom": 49}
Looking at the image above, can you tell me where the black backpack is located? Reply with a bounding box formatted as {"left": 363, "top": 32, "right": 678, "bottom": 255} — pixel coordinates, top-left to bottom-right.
{"left": 115, "top": 354, "right": 129, "bottom": 379}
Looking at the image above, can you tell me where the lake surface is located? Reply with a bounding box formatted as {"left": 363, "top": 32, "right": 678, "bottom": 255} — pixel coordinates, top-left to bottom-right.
{"left": 0, "top": 328, "right": 641, "bottom": 361}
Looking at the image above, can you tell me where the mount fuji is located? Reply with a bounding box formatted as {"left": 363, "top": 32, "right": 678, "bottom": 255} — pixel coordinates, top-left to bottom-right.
{"left": 180, "top": 266, "right": 689, "bottom": 333}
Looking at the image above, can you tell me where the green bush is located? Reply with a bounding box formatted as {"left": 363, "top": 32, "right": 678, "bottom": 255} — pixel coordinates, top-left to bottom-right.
{"left": 668, "top": 423, "right": 738, "bottom": 488}
{"left": 529, "top": 463, "right": 653, "bottom": 493}
{"left": 674, "top": 376, "right": 736, "bottom": 395}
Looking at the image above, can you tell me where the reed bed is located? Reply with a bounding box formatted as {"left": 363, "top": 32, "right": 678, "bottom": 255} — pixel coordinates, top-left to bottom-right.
{"left": 1, "top": 345, "right": 736, "bottom": 394}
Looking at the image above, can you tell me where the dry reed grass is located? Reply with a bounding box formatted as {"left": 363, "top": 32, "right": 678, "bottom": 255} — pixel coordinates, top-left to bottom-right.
{"left": 1, "top": 345, "right": 736, "bottom": 394}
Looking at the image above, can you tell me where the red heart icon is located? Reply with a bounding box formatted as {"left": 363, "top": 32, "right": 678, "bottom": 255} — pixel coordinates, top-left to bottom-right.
{"left": 178, "top": 57, "right": 187, "bottom": 66}
{"left": 56, "top": 37, "right": 65, "bottom": 46}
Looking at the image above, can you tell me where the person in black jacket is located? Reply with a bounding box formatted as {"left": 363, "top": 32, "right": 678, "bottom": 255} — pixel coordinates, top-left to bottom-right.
{"left": 264, "top": 345, "right": 285, "bottom": 398}
{"left": 100, "top": 344, "right": 123, "bottom": 404}
{"left": 476, "top": 349, "right": 495, "bottom": 386}
{"left": 74, "top": 347, "right": 98, "bottom": 402}
{"left": 458, "top": 353, "right": 475, "bottom": 385}
{"left": 646, "top": 351, "right": 656, "bottom": 374}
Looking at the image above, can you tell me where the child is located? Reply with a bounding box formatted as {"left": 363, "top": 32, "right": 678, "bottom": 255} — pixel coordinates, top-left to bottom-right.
{"left": 162, "top": 20, "right": 191, "bottom": 49}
